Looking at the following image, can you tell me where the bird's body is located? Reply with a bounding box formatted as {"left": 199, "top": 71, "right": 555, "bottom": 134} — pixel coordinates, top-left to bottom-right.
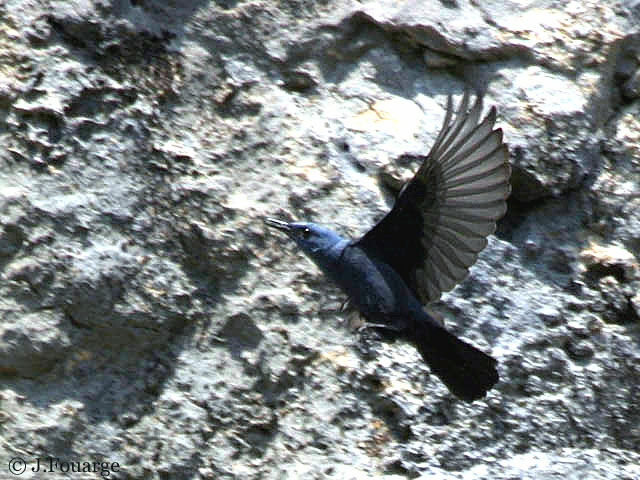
{"left": 266, "top": 92, "right": 510, "bottom": 402}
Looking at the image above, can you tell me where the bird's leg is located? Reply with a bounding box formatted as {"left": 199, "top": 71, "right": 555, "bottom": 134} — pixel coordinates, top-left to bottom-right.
{"left": 357, "top": 322, "right": 403, "bottom": 333}
{"left": 336, "top": 298, "right": 363, "bottom": 329}
{"left": 357, "top": 320, "right": 404, "bottom": 344}
{"left": 340, "top": 301, "right": 403, "bottom": 333}
{"left": 340, "top": 298, "right": 352, "bottom": 312}
{"left": 346, "top": 310, "right": 364, "bottom": 330}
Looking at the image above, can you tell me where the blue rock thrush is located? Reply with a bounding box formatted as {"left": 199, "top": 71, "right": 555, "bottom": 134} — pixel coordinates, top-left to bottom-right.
{"left": 266, "top": 92, "right": 511, "bottom": 402}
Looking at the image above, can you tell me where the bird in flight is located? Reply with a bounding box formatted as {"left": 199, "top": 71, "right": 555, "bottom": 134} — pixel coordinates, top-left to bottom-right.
{"left": 266, "top": 91, "right": 511, "bottom": 402}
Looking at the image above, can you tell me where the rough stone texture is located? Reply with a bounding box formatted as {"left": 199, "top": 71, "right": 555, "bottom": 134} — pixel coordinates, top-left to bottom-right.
{"left": 0, "top": 0, "right": 639, "bottom": 479}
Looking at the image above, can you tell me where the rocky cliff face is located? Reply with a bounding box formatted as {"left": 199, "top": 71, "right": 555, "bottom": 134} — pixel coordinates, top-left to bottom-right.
{"left": 0, "top": 0, "right": 639, "bottom": 478}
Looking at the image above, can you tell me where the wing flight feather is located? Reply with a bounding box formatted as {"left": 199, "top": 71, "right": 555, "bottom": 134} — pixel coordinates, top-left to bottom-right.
{"left": 354, "top": 91, "right": 511, "bottom": 303}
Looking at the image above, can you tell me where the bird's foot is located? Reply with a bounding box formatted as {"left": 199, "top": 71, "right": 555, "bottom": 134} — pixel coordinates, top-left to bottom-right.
{"left": 357, "top": 322, "right": 402, "bottom": 333}
{"left": 340, "top": 298, "right": 352, "bottom": 312}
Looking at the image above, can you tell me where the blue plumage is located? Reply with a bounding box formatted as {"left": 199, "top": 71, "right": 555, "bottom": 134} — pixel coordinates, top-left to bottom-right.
{"left": 266, "top": 92, "right": 510, "bottom": 402}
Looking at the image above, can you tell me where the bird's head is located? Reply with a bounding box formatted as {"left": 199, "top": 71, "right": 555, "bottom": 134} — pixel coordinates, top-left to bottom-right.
{"left": 264, "top": 218, "right": 346, "bottom": 265}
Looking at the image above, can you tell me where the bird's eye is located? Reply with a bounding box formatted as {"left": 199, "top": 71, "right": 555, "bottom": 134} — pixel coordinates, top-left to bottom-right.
{"left": 302, "top": 227, "right": 311, "bottom": 238}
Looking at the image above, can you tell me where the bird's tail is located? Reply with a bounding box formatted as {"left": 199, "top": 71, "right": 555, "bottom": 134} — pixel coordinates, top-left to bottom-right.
{"left": 412, "top": 317, "right": 498, "bottom": 402}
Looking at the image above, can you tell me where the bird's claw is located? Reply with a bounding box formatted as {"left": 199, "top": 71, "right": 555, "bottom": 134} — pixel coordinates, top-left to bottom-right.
{"left": 357, "top": 322, "right": 402, "bottom": 333}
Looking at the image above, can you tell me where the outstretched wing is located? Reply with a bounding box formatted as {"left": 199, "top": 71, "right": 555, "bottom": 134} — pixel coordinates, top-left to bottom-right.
{"left": 354, "top": 91, "right": 511, "bottom": 304}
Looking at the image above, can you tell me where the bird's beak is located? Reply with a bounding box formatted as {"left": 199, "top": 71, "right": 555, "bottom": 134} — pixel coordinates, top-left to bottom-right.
{"left": 265, "top": 218, "right": 292, "bottom": 234}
